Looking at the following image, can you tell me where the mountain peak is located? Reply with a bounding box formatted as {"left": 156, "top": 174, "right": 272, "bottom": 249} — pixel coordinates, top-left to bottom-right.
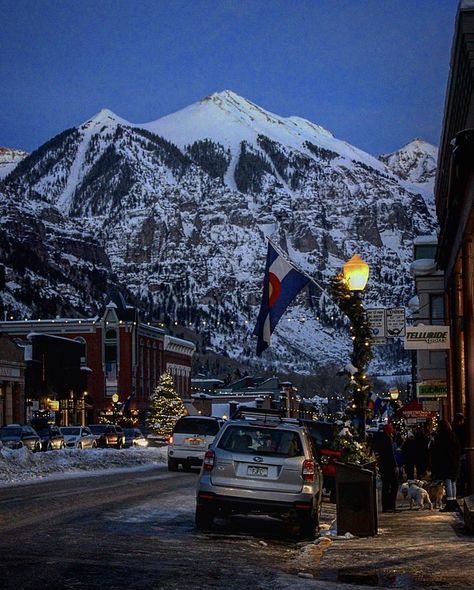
{"left": 83, "top": 108, "right": 129, "bottom": 129}
{"left": 379, "top": 138, "right": 438, "bottom": 185}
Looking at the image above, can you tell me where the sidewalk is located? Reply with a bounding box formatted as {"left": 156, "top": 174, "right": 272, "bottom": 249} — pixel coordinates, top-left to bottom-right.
{"left": 294, "top": 497, "right": 474, "bottom": 589}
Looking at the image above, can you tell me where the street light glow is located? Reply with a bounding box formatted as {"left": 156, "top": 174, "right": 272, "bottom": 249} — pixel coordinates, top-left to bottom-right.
{"left": 343, "top": 254, "right": 369, "bottom": 291}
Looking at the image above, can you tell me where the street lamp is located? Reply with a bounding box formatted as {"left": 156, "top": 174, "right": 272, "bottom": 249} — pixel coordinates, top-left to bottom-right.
{"left": 343, "top": 254, "right": 369, "bottom": 291}
{"left": 343, "top": 254, "right": 371, "bottom": 440}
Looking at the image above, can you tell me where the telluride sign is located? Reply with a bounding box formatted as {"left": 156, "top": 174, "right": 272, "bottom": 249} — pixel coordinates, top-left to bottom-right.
{"left": 404, "top": 326, "right": 450, "bottom": 350}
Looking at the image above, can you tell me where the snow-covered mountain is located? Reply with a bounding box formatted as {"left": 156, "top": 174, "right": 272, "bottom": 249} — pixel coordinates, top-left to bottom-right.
{"left": 0, "top": 91, "right": 439, "bottom": 379}
{"left": 0, "top": 147, "right": 28, "bottom": 180}
{"left": 379, "top": 139, "right": 438, "bottom": 186}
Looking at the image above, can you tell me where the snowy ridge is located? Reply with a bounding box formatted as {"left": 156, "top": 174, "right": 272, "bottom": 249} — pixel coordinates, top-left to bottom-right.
{"left": 0, "top": 147, "right": 28, "bottom": 180}
{"left": 142, "top": 90, "right": 388, "bottom": 175}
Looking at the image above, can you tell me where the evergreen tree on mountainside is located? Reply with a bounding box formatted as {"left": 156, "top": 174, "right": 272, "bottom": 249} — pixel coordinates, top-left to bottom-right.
{"left": 146, "top": 372, "right": 187, "bottom": 436}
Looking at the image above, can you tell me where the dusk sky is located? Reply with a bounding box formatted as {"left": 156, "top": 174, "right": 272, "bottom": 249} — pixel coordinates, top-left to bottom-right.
{"left": 1, "top": 0, "right": 459, "bottom": 156}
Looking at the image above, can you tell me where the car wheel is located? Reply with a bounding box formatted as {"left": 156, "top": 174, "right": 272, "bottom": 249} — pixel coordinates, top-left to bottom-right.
{"left": 168, "top": 458, "right": 179, "bottom": 472}
{"left": 79, "top": 442, "right": 83, "bottom": 450}
{"left": 46, "top": 442, "right": 53, "bottom": 452}
{"left": 195, "top": 503, "right": 214, "bottom": 529}
{"left": 116, "top": 440, "right": 123, "bottom": 449}
{"left": 92, "top": 441, "right": 97, "bottom": 448}
{"left": 298, "top": 509, "right": 319, "bottom": 540}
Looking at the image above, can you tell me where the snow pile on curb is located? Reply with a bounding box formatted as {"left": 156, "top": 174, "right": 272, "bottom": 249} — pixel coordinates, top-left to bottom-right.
{"left": 0, "top": 446, "right": 167, "bottom": 485}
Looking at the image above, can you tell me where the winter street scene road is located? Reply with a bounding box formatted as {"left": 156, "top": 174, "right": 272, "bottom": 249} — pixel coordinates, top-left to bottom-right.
{"left": 1, "top": 1, "right": 474, "bottom": 589}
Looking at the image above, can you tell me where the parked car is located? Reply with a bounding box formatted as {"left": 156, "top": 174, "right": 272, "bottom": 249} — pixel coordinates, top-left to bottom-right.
{"left": 168, "top": 416, "right": 223, "bottom": 471}
{"left": 89, "top": 424, "right": 125, "bottom": 448}
{"left": 123, "top": 428, "right": 148, "bottom": 448}
{"left": 60, "top": 426, "right": 97, "bottom": 449}
{"left": 195, "top": 407, "right": 323, "bottom": 539}
{"left": 31, "top": 419, "right": 65, "bottom": 451}
{"left": 0, "top": 424, "right": 42, "bottom": 452}
{"left": 299, "top": 419, "right": 340, "bottom": 502}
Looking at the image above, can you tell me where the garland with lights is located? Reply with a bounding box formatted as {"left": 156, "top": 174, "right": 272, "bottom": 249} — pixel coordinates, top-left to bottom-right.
{"left": 146, "top": 371, "right": 187, "bottom": 436}
{"left": 329, "top": 271, "right": 373, "bottom": 437}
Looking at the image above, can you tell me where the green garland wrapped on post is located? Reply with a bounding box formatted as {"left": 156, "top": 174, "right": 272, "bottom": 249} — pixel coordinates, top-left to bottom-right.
{"left": 329, "top": 271, "right": 373, "bottom": 441}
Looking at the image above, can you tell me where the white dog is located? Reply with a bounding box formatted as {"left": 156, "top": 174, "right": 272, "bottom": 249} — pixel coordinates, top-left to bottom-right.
{"left": 407, "top": 482, "right": 433, "bottom": 510}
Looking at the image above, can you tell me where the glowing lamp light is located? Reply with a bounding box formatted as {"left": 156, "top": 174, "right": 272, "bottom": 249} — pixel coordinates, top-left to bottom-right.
{"left": 343, "top": 254, "right": 369, "bottom": 291}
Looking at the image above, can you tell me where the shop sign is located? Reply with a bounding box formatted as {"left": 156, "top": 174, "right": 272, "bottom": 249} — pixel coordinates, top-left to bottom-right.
{"left": 397, "top": 400, "right": 437, "bottom": 419}
{"left": 417, "top": 381, "right": 448, "bottom": 398}
{"left": 404, "top": 326, "right": 450, "bottom": 350}
{"left": 366, "top": 308, "right": 386, "bottom": 338}
{"left": 386, "top": 308, "right": 406, "bottom": 337}
{"left": 0, "top": 366, "right": 21, "bottom": 378}
{"left": 422, "top": 400, "right": 440, "bottom": 412}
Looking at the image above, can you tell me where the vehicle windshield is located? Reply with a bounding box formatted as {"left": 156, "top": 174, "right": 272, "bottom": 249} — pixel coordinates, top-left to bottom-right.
{"left": 89, "top": 425, "right": 107, "bottom": 434}
{"left": 123, "top": 428, "right": 135, "bottom": 435}
{"left": 173, "top": 418, "right": 220, "bottom": 436}
{"left": 218, "top": 425, "right": 303, "bottom": 457}
{"left": 61, "top": 427, "right": 81, "bottom": 436}
{"left": 0, "top": 427, "right": 22, "bottom": 438}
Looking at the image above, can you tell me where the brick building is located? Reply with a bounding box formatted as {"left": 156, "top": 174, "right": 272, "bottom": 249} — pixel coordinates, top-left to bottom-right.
{"left": 435, "top": 1, "right": 474, "bottom": 493}
{"left": 0, "top": 293, "right": 194, "bottom": 425}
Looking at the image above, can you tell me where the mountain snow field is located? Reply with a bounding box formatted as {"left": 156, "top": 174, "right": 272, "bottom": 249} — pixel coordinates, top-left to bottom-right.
{"left": 0, "top": 90, "right": 439, "bottom": 377}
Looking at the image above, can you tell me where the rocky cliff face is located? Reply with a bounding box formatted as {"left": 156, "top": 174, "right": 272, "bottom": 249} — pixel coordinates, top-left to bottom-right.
{"left": 0, "top": 91, "right": 438, "bottom": 377}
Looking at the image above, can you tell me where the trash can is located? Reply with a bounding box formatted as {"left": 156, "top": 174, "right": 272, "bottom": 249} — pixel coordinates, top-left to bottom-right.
{"left": 335, "top": 461, "right": 378, "bottom": 537}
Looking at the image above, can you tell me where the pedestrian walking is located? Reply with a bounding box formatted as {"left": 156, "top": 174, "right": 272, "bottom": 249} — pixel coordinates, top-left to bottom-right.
{"left": 452, "top": 413, "right": 467, "bottom": 496}
{"left": 401, "top": 431, "right": 416, "bottom": 480}
{"left": 412, "top": 425, "right": 430, "bottom": 479}
{"left": 372, "top": 423, "right": 398, "bottom": 512}
{"left": 430, "top": 419, "right": 461, "bottom": 512}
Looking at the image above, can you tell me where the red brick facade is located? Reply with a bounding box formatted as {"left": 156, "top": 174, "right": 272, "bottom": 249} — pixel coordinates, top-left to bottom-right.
{"left": 0, "top": 300, "right": 194, "bottom": 424}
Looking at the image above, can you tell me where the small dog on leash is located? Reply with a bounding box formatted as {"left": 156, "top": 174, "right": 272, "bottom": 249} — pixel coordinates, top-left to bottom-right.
{"left": 400, "top": 479, "right": 428, "bottom": 499}
{"left": 425, "top": 482, "right": 446, "bottom": 509}
{"left": 407, "top": 482, "right": 433, "bottom": 510}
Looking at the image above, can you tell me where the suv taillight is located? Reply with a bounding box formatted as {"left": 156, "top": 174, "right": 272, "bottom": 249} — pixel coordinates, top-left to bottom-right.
{"left": 203, "top": 449, "right": 215, "bottom": 472}
{"left": 168, "top": 435, "right": 173, "bottom": 445}
{"left": 302, "top": 459, "right": 315, "bottom": 482}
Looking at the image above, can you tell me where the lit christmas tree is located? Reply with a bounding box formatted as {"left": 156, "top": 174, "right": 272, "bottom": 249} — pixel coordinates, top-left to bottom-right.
{"left": 146, "top": 371, "right": 187, "bottom": 436}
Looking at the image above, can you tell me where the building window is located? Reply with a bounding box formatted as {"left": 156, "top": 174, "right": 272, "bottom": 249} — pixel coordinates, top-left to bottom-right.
{"left": 104, "top": 329, "right": 118, "bottom": 395}
{"left": 430, "top": 294, "right": 445, "bottom": 324}
{"left": 74, "top": 337, "right": 87, "bottom": 367}
{"left": 414, "top": 244, "right": 437, "bottom": 260}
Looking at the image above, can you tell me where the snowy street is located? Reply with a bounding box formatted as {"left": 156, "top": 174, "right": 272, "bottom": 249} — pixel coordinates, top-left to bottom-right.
{"left": 0, "top": 447, "right": 338, "bottom": 590}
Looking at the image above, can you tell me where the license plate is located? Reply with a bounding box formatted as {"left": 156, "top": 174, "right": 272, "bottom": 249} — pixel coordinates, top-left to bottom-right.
{"left": 185, "top": 437, "right": 203, "bottom": 446}
{"left": 247, "top": 465, "right": 268, "bottom": 477}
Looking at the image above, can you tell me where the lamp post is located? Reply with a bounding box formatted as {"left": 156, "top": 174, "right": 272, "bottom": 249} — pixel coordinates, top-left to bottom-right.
{"left": 327, "top": 254, "right": 372, "bottom": 440}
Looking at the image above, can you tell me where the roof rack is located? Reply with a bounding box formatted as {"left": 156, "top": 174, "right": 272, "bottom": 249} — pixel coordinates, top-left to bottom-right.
{"left": 231, "top": 406, "right": 299, "bottom": 425}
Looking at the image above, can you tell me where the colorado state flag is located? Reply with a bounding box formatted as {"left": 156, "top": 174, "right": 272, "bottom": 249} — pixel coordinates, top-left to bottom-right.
{"left": 253, "top": 242, "right": 309, "bottom": 356}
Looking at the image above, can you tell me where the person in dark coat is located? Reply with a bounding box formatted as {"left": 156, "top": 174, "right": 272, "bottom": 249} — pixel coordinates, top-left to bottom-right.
{"left": 372, "top": 423, "right": 398, "bottom": 512}
{"left": 430, "top": 419, "right": 461, "bottom": 511}
{"left": 452, "top": 413, "right": 467, "bottom": 496}
{"left": 401, "top": 431, "right": 416, "bottom": 480}
{"left": 412, "top": 425, "right": 430, "bottom": 479}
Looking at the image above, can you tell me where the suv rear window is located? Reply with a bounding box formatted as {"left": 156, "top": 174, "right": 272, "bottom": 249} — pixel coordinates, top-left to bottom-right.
{"left": 218, "top": 425, "right": 303, "bottom": 457}
{"left": 173, "top": 418, "right": 220, "bottom": 436}
{"left": 301, "top": 421, "right": 335, "bottom": 448}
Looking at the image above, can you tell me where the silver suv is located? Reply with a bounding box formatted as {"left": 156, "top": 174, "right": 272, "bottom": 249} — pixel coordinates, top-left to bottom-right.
{"left": 195, "top": 408, "right": 323, "bottom": 539}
